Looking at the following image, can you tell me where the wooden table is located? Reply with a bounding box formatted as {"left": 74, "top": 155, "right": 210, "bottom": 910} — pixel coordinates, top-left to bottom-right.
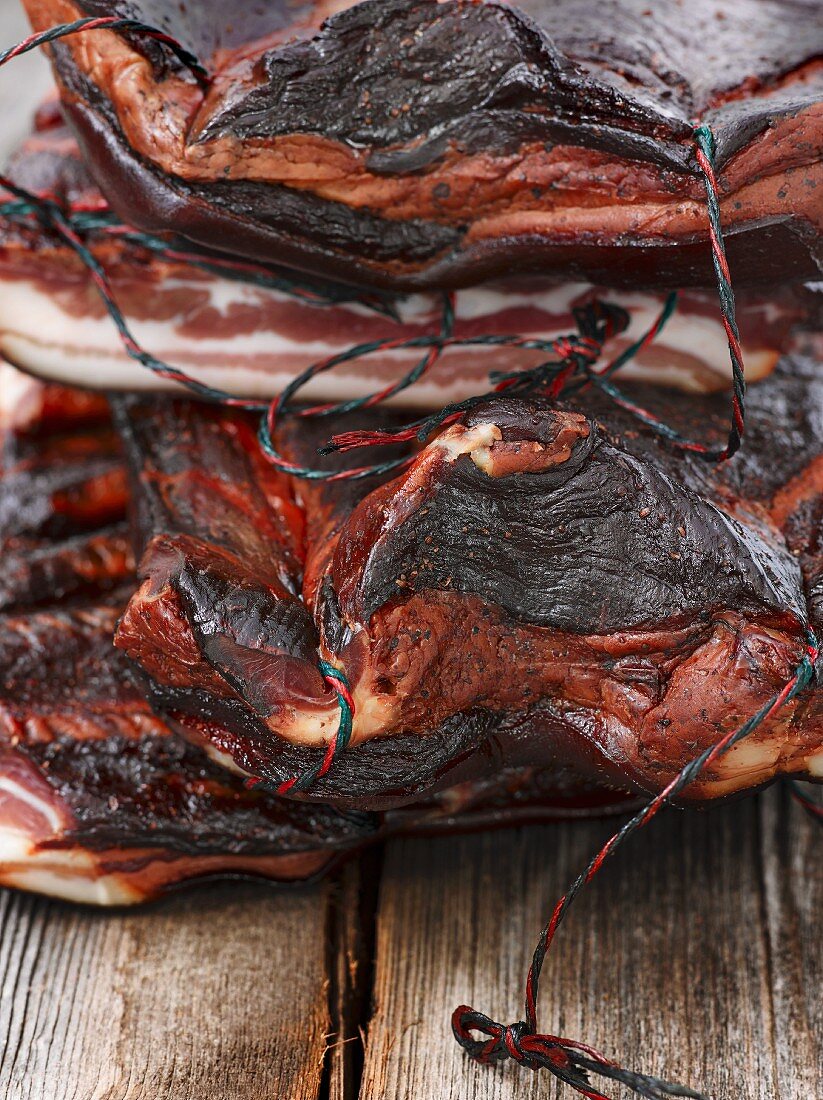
{"left": 0, "top": 7, "right": 819, "bottom": 1098}
{"left": 0, "top": 785, "right": 819, "bottom": 1099}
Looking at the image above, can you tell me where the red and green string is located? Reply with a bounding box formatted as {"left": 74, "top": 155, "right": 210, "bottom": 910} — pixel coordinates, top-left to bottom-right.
{"left": 245, "top": 660, "right": 354, "bottom": 796}
{"left": 0, "top": 18, "right": 817, "bottom": 1100}
{"left": 0, "top": 15, "right": 210, "bottom": 85}
{"left": 0, "top": 20, "right": 745, "bottom": 479}
{"left": 453, "top": 632, "right": 819, "bottom": 1100}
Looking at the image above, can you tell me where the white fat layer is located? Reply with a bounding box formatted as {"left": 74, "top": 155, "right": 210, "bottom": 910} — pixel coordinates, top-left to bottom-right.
{"left": 437, "top": 423, "right": 502, "bottom": 463}
{"left": 0, "top": 278, "right": 774, "bottom": 408}
{"left": 715, "top": 739, "right": 779, "bottom": 777}
{"left": 201, "top": 710, "right": 343, "bottom": 755}
{"left": 0, "top": 362, "right": 44, "bottom": 429}
{"left": 201, "top": 743, "right": 248, "bottom": 777}
{"left": 0, "top": 866, "right": 140, "bottom": 905}
{"left": 0, "top": 832, "right": 33, "bottom": 861}
{"left": 0, "top": 776, "right": 64, "bottom": 834}
{"left": 0, "top": 839, "right": 141, "bottom": 905}
{"left": 806, "top": 749, "right": 823, "bottom": 778}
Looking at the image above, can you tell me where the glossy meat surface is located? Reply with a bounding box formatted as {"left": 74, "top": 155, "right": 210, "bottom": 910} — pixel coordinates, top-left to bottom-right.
{"left": 0, "top": 395, "right": 370, "bottom": 901}
{"left": 0, "top": 377, "right": 132, "bottom": 611}
{"left": 113, "top": 361, "right": 823, "bottom": 809}
{"left": 22, "top": 0, "right": 823, "bottom": 290}
{"left": 0, "top": 396, "right": 631, "bottom": 904}
{"left": 0, "top": 598, "right": 377, "bottom": 903}
{"left": 2, "top": 117, "right": 812, "bottom": 402}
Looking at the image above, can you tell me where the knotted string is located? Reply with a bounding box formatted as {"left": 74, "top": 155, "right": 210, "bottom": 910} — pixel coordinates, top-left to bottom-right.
{"left": 0, "top": 14, "right": 747, "bottom": 479}
{"left": 453, "top": 633, "right": 819, "bottom": 1099}
{"left": 259, "top": 296, "right": 645, "bottom": 480}
{"left": 0, "top": 170, "right": 683, "bottom": 484}
{"left": 0, "top": 21, "right": 817, "bottom": 1095}
{"left": 245, "top": 661, "right": 354, "bottom": 796}
{"left": 0, "top": 18, "right": 362, "bottom": 794}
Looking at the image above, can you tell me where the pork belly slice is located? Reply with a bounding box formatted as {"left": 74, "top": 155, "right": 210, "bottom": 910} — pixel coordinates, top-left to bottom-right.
{"left": 0, "top": 402, "right": 132, "bottom": 612}
{"left": 114, "top": 360, "right": 822, "bottom": 809}
{"left": 2, "top": 119, "right": 810, "bottom": 404}
{"left": 22, "top": 0, "right": 822, "bottom": 290}
{"left": 0, "top": 600, "right": 375, "bottom": 904}
{"left": 0, "top": 390, "right": 133, "bottom": 612}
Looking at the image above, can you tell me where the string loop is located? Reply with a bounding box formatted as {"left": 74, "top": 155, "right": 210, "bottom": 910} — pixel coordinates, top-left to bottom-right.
{"left": 245, "top": 661, "right": 354, "bottom": 795}
{"left": 453, "top": 633, "right": 818, "bottom": 1099}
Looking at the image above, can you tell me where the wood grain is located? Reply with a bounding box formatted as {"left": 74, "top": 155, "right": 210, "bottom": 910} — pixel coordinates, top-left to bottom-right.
{"left": 759, "top": 787, "right": 822, "bottom": 1099}
{"left": 0, "top": 10, "right": 818, "bottom": 1100}
{"left": 359, "top": 787, "right": 820, "bottom": 1100}
{"left": 0, "top": 881, "right": 332, "bottom": 1100}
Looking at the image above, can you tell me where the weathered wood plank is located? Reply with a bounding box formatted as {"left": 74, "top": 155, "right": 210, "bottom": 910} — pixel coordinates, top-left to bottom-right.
{"left": 360, "top": 788, "right": 816, "bottom": 1100}
{"left": 759, "top": 786, "right": 822, "bottom": 1099}
{"left": 0, "top": 881, "right": 332, "bottom": 1100}
{"left": 327, "top": 854, "right": 381, "bottom": 1100}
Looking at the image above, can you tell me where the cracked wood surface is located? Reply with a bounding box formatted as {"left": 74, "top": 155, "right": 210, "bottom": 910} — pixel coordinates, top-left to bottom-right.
{"left": 0, "top": 882, "right": 332, "bottom": 1100}
{"left": 0, "top": 6, "right": 819, "bottom": 1099}
{"left": 361, "top": 787, "right": 821, "bottom": 1100}
{"left": 0, "top": 788, "right": 818, "bottom": 1099}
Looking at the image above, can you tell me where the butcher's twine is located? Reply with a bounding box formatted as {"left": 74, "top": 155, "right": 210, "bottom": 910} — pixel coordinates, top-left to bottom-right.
{"left": 0, "top": 20, "right": 818, "bottom": 1100}
{"left": 453, "top": 631, "right": 819, "bottom": 1100}
{"left": 245, "top": 661, "right": 354, "bottom": 796}
{"left": 0, "top": 25, "right": 743, "bottom": 479}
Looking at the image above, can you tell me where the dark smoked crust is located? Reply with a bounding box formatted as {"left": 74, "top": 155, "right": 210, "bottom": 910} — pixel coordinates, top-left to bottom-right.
{"left": 152, "top": 682, "right": 649, "bottom": 811}
{"left": 0, "top": 601, "right": 377, "bottom": 856}
{"left": 36, "top": 0, "right": 823, "bottom": 289}
{"left": 0, "top": 523, "right": 133, "bottom": 613}
{"left": 331, "top": 403, "right": 805, "bottom": 635}
{"left": 114, "top": 360, "right": 821, "bottom": 806}
{"left": 1, "top": 412, "right": 134, "bottom": 612}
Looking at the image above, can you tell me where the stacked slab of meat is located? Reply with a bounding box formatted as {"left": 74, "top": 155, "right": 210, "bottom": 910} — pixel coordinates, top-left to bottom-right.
{"left": 0, "top": 0, "right": 820, "bottom": 904}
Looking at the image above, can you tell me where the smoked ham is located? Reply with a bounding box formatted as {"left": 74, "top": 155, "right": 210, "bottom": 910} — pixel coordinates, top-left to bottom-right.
{"left": 0, "top": 598, "right": 376, "bottom": 904}
{"left": 0, "top": 373, "right": 132, "bottom": 610}
{"left": 0, "top": 398, "right": 635, "bottom": 905}
{"left": 1, "top": 118, "right": 813, "bottom": 403}
{"left": 20, "top": 0, "right": 823, "bottom": 291}
{"left": 113, "top": 359, "right": 823, "bottom": 809}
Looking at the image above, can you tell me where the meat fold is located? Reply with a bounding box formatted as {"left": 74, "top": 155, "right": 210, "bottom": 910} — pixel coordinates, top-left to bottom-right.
{"left": 114, "top": 358, "right": 823, "bottom": 809}
{"left": 2, "top": 117, "right": 813, "bottom": 404}
{"left": 22, "top": 0, "right": 823, "bottom": 291}
{"left": 0, "top": 382, "right": 632, "bottom": 905}
{"left": 0, "top": 598, "right": 377, "bottom": 904}
{"left": 0, "top": 593, "right": 641, "bottom": 905}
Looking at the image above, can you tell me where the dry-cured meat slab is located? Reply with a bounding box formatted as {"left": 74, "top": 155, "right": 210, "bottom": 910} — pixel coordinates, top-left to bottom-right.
{"left": 0, "top": 598, "right": 377, "bottom": 904}
{"left": 1, "top": 116, "right": 812, "bottom": 402}
{"left": 0, "top": 411, "right": 371, "bottom": 905}
{"left": 113, "top": 358, "right": 823, "bottom": 809}
{"left": 21, "top": 0, "right": 823, "bottom": 291}
{"left": 0, "top": 392, "right": 636, "bottom": 905}
{"left": 0, "top": 589, "right": 637, "bottom": 906}
{"left": 0, "top": 379, "right": 132, "bottom": 611}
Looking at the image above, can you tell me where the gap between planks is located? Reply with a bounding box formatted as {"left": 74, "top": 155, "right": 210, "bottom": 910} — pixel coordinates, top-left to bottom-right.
{"left": 0, "top": 787, "right": 818, "bottom": 1100}
{"left": 358, "top": 785, "right": 821, "bottom": 1100}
